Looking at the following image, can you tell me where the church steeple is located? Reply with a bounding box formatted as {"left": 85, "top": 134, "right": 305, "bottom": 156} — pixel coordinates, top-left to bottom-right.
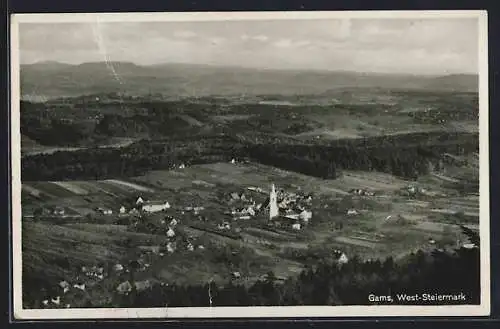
{"left": 269, "top": 183, "right": 279, "bottom": 220}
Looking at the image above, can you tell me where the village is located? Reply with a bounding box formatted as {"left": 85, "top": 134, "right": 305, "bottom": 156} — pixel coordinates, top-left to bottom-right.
{"left": 21, "top": 156, "right": 479, "bottom": 309}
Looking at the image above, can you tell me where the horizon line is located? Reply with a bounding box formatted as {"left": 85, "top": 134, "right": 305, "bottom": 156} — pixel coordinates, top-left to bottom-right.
{"left": 20, "top": 60, "right": 479, "bottom": 77}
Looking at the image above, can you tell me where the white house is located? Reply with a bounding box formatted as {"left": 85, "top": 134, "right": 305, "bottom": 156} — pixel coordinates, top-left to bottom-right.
{"left": 193, "top": 206, "right": 204, "bottom": 215}
{"left": 292, "top": 223, "right": 301, "bottom": 230}
{"left": 463, "top": 243, "right": 476, "bottom": 249}
{"left": 407, "top": 185, "right": 417, "bottom": 194}
{"left": 347, "top": 209, "right": 359, "bottom": 216}
{"left": 119, "top": 206, "right": 126, "bottom": 214}
{"left": 338, "top": 253, "right": 349, "bottom": 264}
{"left": 73, "top": 283, "right": 86, "bottom": 291}
{"left": 166, "top": 228, "right": 176, "bottom": 238}
{"left": 218, "top": 222, "right": 231, "bottom": 230}
{"left": 166, "top": 242, "right": 176, "bottom": 253}
{"left": 299, "top": 210, "right": 312, "bottom": 222}
{"left": 134, "top": 280, "right": 152, "bottom": 292}
{"left": 142, "top": 201, "right": 171, "bottom": 213}
{"left": 247, "top": 207, "right": 256, "bottom": 216}
{"left": 59, "top": 281, "right": 70, "bottom": 294}
{"left": 169, "top": 218, "right": 178, "bottom": 227}
{"left": 179, "top": 163, "right": 186, "bottom": 169}
{"left": 136, "top": 197, "right": 144, "bottom": 205}
{"left": 187, "top": 243, "right": 194, "bottom": 252}
{"left": 113, "top": 264, "right": 124, "bottom": 272}
{"left": 116, "top": 281, "right": 132, "bottom": 295}
{"left": 53, "top": 208, "right": 65, "bottom": 216}
{"left": 51, "top": 296, "right": 61, "bottom": 306}
{"left": 231, "top": 159, "right": 236, "bottom": 164}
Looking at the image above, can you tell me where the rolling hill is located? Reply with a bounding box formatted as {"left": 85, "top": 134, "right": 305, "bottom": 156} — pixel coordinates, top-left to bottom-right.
{"left": 20, "top": 61, "right": 479, "bottom": 99}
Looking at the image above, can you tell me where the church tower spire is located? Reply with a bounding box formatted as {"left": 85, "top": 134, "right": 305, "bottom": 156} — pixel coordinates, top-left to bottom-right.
{"left": 269, "top": 183, "right": 279, "bottom": 220}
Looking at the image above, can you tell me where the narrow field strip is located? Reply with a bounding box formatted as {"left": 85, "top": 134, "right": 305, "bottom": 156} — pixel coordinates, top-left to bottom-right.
{"left": 104, "top": 179, "right": 155, "bottom": 193}
{"left": 50, "top": 181, "right": 88, "bottom": 195}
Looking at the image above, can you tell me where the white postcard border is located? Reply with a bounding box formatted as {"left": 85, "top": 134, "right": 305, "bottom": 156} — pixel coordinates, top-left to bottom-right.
{"left": 10, "top": 10, "right": 490, "bottom": 320}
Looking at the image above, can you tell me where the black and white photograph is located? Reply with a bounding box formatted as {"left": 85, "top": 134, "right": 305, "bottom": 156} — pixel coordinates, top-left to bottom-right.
{"left": 10, "top": 11, "right": 490, "bottom": 319}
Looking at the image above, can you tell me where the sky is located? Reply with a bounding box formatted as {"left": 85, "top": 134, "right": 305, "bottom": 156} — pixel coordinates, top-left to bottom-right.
{"left": 18, "top": 17, "right": 479, "bottom": 75}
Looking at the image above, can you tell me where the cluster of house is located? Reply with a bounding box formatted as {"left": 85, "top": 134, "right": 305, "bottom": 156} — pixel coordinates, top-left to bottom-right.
{"left": 400, "top": 184, "right": 439, "bottom": 197}
{"left": 52, "top": 207, "right": 66, "bottom": 216}
{"left": 81, "top": 265, "right": 105, "bottom": 280}
{"left": 268, "top": 184, "right": 313, "bottom": 231}
{"left": 183, "top": 206, "right": 205, "bottom": 216}
{"left": 131, "top": 213, "right": 205, "bottom": 256}
{"left": 223, "top": 184, "right": 314, "bottom": 231}
{"left": 116, "top": 279, "right": 153, "bottom": 295}
{"left": 349, "top": 188, "right": 375, "bottom": 196}
{"left": 41, "top": 267, "right": 108, "bottom": 309}
{"left": 135, "top": 197, "right": 171, "bottom": 213}
{"left": 227, "top": 191, "right": 261, "bottom": 220}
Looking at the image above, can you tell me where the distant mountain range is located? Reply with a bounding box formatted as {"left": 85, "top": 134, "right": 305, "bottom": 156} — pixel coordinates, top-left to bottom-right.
{"left": 20, "top": 61, "right": 479, "bottom": 100}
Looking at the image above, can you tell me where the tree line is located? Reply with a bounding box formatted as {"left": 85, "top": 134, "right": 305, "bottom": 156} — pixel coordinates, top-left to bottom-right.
{"left": 22, "top": 131, "right": 478, "bottom": 182}
{"left": 115, "top": 226, "right": 480, "bottom": 307}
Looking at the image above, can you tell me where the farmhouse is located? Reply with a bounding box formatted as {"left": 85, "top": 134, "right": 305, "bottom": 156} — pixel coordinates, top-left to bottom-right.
{"left": 51, "top": 296, "right": 61, "bottom": 306}
{"left": 141, "top": 201, "right": 171, "bottom": 213}
{"left": 338, "top": 253, "right": 349, "bottom": 264}
{"left": 116, "top": 281, "right": 133, "bottom": 295}
{"left": 218, "top": 222, "right": 231, "bottom": 230}
{"left": 169, "top": 218, "right": 178, "bottom": 227}
{"left": 135, "top": 280, "right": 152, "bottom": 291}
{"left": 299, "top": 210, "right": 312, "bottom": 222}
{"left": 166, "top": 228, "right": 176, "bottom": 238}
{"left": 350, "top": 188, "right": 375, "bottom": 196}
{"left": 73, "top": 283, "right": 86, "bottom": 291}
{"left": 53, "top": 207, "right": 65, "bottom": 216}
{"left": 292, "top": 223, "right": 301, "bottom": 230}
{"left": 113, "top": 264, "right": 124, "bottom": 272}
{"left": 166, "top": 242, "right": 176, "bottom": 253}
{"left": 119, "top": 206, "right": 126, "bottom": 214}
{"left": 96, "top": 207, "right": 113, "bottom": 215}
{"left": 347, "top": 209, "right": 359, "bottom": 216}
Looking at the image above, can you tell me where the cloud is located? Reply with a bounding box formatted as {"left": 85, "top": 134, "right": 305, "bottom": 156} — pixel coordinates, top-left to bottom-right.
{"left": 253, "top": 35, "right": 268, "bottom": 42}
{"left": 240, "top": 34, "right": 268, "bottom": 42}
{"left": 18, "top": 18, "right": 479, "bottom": 74}
{"left": 273, "top": 39, "right": 310, "bottom": 48}
{"left": 208, "top": 37, "right": 225, "bottom": 45}
{"left": 173, "top": 30, "right": 197, "bottom": 39}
